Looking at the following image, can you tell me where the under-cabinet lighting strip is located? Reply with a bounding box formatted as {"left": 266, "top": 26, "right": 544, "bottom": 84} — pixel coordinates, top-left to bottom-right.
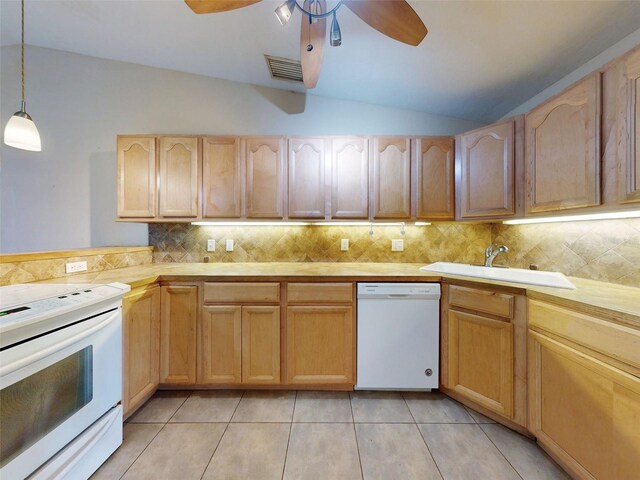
{"left": 191, "top": 221, "right": 431, "bottom": 227}
{"left": 503, "top": 210, "right": 640, "bottom": 225}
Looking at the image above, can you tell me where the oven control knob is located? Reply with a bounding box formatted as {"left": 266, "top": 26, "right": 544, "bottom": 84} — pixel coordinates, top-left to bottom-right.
{"left": 425, "top": 369, "right": 433, "bottom": 376}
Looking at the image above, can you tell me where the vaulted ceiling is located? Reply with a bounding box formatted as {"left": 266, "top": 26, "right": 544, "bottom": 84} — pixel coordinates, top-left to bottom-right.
{"left": 2, "top": 0, "right": 640, "bottom": 123}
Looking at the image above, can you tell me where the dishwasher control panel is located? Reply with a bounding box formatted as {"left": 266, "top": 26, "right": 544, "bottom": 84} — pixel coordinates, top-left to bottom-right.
{"left": 357, "top": 283, "right": 440, "bottom": 299}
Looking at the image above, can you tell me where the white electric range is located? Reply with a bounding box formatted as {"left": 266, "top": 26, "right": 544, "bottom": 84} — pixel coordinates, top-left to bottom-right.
{"left": 0, "top": 282, "right": 130, "bottom": 480}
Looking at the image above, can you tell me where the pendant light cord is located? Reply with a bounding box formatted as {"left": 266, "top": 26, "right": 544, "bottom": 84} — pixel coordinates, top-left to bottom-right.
{"left": 21, "top": 0, "right": 25, "bottom": 104}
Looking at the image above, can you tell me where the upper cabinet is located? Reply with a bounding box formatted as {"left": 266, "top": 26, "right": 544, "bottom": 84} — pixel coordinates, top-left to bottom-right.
{"left": 288, "top": 137, "right": 328, "bottom": 219}
{"left": 158, "top": 136, "right": 200, "bottom": 218}
{"left": 245, "top": 137, "right": 285, "bottom": 219}
{"left": 117, "top": 136, "right": 157, "bottom": 218}
{"left": 457, "top": 118, "right": 520, "bottom": 219}
{"left": 371, "top": 137, "right": 411, "bottom": 219}
{"left": 331, "top": 137, "right": 369, "bottom": 219}
{"left": 202, "top": 137, "right": 242, "bottom": 218}
{"left": 525, "top": 74, "right": 601, "bottom": 214}
{"left": 413, "top": 137, "right": 455, "bottom": 220}
{"left": 617, "top": 48, "right": 640, "bottom": 204}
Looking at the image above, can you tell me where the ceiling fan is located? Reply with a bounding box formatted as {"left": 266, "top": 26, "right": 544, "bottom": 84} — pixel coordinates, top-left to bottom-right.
{"left": 184, "top": 0, "right": 428, "bottom": 88}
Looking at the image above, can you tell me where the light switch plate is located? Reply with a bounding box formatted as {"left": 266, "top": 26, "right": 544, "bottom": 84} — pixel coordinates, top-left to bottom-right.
{"left": 65, "top": 261, "right": 88, "bottom": 273}
{"left": 207, "top": 239, "right": 216, "bottom": 252}
{"left": 226, "top": 239, "right": 234, "bottom": 252}
{"left": 340, "top": 239, "right": 349, "bottom": 251}
{"left": 391, "top": 239, "right": 404, "bottom": 252}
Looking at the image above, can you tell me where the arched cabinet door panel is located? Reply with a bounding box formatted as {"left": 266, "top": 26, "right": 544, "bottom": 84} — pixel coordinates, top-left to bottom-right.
{"left": 331, "top": 137, "right": 369, "bottom": 219}
{"left": 202, "top": 137, "right": 242, "bottom": 218}
{"left": 288, "top": 137, "right": 328, "bottom": 219}
{"left": 372, "top": 137, "right": 411, "bottom": 219}
{"left": 245, "top": 137, "right": 285, "bottom": 219}
{"left": 158, "top": 136, "right": 200, "bottom": 218}
{"left": 413, "top": 137, "right": 455, "bottom": 220}
{"left": 117, "top": 136, "right": 157, "bottom": 218}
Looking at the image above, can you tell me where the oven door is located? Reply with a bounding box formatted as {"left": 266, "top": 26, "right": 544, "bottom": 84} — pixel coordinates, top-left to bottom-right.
{"left": 0, "top": 307, "right": 122, "bottom": 480}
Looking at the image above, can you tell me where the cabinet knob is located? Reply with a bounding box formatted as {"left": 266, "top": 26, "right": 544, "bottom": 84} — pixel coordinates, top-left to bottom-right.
{"left": 425, "top": 369, "right": 433, "bottom": 376}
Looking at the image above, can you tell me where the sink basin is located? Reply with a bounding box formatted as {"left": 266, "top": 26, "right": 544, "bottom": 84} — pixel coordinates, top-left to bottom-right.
{"left": 420, "top": 262, "right": 576, "bottom": 290}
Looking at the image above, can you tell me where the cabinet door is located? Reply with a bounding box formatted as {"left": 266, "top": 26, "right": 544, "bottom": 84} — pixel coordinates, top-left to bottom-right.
{"left": 202, "top": 137, "right": 241, "bottom": 218}
{"left": 199, "top": 306, "right": 242, "bottom": 384}
{"left": 529, "top": 331, "right": 640, "bottom": 480}
{"left": 413, "top": 137, "right": 455, "bottom": 220}
{"left": 242, "top": 306, "right": 281, "bottom": 384}
{"left": 526, "top": 74, "right": 601, "bottom": 213}
{"left": 245, "top": 137, "right": 285, "bottom": 218}
{"left": 447, "top": 310, "right": 514, "bottom": 418}
{"left": 371, "top": 137, "right": 411, "bottom": 219}
{"left": 459, "top": 120, "right": 516, "bottom": 218}
{"left": 122, "top": 285, "right": 160, "bottom": 417}
{"left": 116, "top": 136, "right": 156, "bottom": 218}
{"left": 619, "top": 48, "right": 640, "bottom": 203}
{"left": 331, "top": 137, "right": 369, "bottom": 219}
{"left": 288, "top": 137, "right": 327, "bottom": 218}
{"left": 286, "top": 306, "right": 354, "bottom": 385}
{"left": 160, "top": 285, "right": 197, "bottom": 384}
{"left": 158, "top": 136, "right": 200, "bottom": 217}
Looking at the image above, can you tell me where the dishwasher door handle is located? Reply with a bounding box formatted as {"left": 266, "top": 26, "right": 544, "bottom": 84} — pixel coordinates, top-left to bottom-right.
{"left": 386, "top": 294, "right": 411, "bottom": 298}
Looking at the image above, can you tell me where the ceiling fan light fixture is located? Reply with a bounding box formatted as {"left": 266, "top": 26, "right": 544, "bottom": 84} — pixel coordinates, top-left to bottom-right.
{"left": 330, "top": 10, "right": 341, "bottom": 46}
{"left": 275, "top": 0, "right": 296, "bottom": 25}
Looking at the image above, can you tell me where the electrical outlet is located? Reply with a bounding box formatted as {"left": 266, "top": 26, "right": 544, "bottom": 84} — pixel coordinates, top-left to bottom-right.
{"left": 391, "top": 239, "right": 404, "bottom": 252}
{"left": 65, "top": 261, "right": 88, "bottom": 274}
{"left": 340, "top": 239, "right": 349, "bottom": 251}
{"left": 207, "top": 239, "right": 216, "bottom": 252}
{"left": 226, "top": 239, "right": 234, "bottom": 252}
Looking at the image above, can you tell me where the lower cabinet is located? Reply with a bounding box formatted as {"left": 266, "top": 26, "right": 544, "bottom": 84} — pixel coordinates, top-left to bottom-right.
{"left": 122, "top": 284, "right": 160, "bottom": 417}
{"left": 286, "top": 306, "right": 354, "bottom": 385}
{"left": 160, "top": 284, "right": 198, "bottom": 385}
{"left": 529, "top": 330, "right": 640, "bottom": 480}
{"left": 441, "top": 283, "right": 527, "bottom": 427}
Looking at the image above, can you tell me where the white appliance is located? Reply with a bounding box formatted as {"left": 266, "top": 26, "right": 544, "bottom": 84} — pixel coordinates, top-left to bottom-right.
{"left": 356, "top": 283, "right": 440, "bottom": 390}
{"left": 0, "top": 282, "right": 130, "bottom": 480}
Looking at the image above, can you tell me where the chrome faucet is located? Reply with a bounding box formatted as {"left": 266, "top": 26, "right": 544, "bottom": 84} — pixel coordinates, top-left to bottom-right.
{"left": 485, "top": 245, "right": 509, "bottom": 267}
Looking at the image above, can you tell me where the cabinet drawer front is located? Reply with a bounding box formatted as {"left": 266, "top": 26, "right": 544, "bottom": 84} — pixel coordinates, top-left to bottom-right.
{"left": 448, "top": 285, "right": 514, "bottom": 319}
{"left": 287, "top": 283, "right": 353, "bottom": 304}
{"left": 528, "top": 299, "right": 640, "bottom": 370}
{"left": 204, "top": 282, "right": 280, "bottom": 303}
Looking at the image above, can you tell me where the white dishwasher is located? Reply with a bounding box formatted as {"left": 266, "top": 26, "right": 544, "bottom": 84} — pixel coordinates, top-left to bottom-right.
{"left": 356, "top": 283, "right": 440, "bottom": 390}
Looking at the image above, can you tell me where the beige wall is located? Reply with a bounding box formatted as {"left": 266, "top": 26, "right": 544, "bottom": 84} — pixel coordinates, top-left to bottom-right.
{"left": 0, "top": 45, "right": 483, "bottom": 254}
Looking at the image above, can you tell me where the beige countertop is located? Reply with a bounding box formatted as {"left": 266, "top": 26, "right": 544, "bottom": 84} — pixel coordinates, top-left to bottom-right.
{"left": 37, "top": 262, "right": 640, "bottom": 325}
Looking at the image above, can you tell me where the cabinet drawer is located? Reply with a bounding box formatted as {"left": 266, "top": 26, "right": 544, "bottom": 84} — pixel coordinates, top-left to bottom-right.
{"left": 448, "top": 285, "right": 514, "bottom": 319}
{"left": 204, "top": 282, "right": 280, "bottom": 303}
{"left": 528, "top": 299, "right": 640, "bottom": 371}
{"left": 287, "top": 283, "right": 353, "bottom": 304}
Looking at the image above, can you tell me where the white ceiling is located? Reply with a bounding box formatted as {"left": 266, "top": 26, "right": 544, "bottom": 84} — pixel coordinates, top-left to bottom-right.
{"left": 2, "top": 0, "right": 640, "bottom": 123}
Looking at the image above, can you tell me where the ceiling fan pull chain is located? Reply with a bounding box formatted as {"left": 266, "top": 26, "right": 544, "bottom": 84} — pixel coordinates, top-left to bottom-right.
{"left": 306, "top": 9, "right": 313, "bottom": 52}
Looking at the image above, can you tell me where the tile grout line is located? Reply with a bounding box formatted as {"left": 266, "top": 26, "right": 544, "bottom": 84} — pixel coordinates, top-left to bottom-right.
{"left": 477, "top": 423, "right": 525, "bottom": 480}
{"left": 280, "top": 391, "right": 297, "bottom": 480}
{"left": 349, "top": 392, "right": 365, "bottom": 480}
{"left": 402, "top": 393, "right": 446, "bottom": 480}
{"left": 165, "top": 390, "right": 193, "bottom": 424}
{"left": 198, "top": 390, "right": 245, "bottom": 480}
{"left": 117, "top": 391, "right": 193, "bottom": 479}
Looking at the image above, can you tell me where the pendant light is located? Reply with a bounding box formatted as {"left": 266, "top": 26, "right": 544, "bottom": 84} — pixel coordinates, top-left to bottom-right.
{"left": 4, "top": 0, "right": 41, "bottom": 152}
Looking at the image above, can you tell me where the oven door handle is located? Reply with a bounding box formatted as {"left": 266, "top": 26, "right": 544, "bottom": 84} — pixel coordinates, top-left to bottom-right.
{"left": 0, "top": 310, "right": 119, "bottom": 377}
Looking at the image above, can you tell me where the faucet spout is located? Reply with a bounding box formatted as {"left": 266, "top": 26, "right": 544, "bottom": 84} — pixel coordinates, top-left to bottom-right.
{"left": 485, "top": 244, "right": 509, "bottom": 267}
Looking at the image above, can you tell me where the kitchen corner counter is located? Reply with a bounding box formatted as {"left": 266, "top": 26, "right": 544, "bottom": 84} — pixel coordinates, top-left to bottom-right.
{"left": 36, "top": 262, "right": 640, "bottom": 325}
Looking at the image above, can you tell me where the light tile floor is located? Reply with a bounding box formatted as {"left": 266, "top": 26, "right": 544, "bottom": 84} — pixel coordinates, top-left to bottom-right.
{"left": 92, "top": 390, "right": 569, "bottom": 480}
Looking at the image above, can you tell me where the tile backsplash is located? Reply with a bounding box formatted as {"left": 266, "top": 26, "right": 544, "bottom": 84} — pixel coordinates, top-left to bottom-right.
{"left": 492, "top": 219, "right": 640, "bottom": 287}
{"left": 149, "top": 223, "right": 492, "bottom": 265}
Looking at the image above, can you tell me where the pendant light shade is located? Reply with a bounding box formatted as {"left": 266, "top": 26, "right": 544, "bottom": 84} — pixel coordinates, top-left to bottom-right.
{"left": 4, "top": 0, "right": 41, "bottom": 152}
{"left": 330, "top": 11, "right": 342, "bottom": 47}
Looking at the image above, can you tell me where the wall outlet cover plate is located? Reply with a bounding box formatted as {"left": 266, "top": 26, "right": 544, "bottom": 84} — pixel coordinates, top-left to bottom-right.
{"left": 65, "top": 261, "right": 88, "bottom": 273}
{"left": 207, "top": 239, "right": 216, "bottom": 252}
{"left": 391, "top": 239, "right": 404, "bottom": 252}
{"left": 225, "top": 239, "right": 234, "bottom": 252}
{"left": 340, "top": 239, "right": 349, "bottom": 251}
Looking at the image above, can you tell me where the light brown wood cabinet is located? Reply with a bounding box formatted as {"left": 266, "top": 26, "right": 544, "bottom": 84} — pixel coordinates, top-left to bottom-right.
{"left": 441, "top": 283, "right": 526, "bottom": 427}
{"left": 457, "top": 118, "right": 519, "bottom": 219}
{"left": 617, "top": 48, "right": 640, "bottom": 204}
{"left": 245, "top": 137, "right": 285, "bottom": 219}
{"left": 371, "top": 137, "right": 411, "bottom": 219}
{"left": 122, "top": 285, "right": 160, "bottom": 418}
{"left": 413, "top": 137, "right": 455, "bottom": 220}
{"left": 525, "top": 74, "right": 601, "bottom": 213}
{"left": 116, "top": 136, "right": 157, "bottom": 218}
{"left": 158, "top": 136, "right": 200, "bottom": 218}
{"left": 331, "top": 137, "right": 369, "bottom": 219}
{"left": 160, "top": 284, "right": 198, "bottom": 385}
{"left": 288, "top": 137, "right": 328, "bottom": 219}
{"left": 241, "top": 306, "right": 281, "bottom": 384}
{"left": 199, "top": 305, "right": 242, "bottom": 384}
{"left": 202, "top": 136, "right": 242, "bottom": 218}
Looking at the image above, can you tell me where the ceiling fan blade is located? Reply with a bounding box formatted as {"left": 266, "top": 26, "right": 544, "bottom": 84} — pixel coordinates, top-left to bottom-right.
{"left": 343, "top": 0, "right": 427, "bottom": 46}
{"left": 184, "top": 0, "right": 262, "bottom": 14}
{"left": 300, "top": 0, "right": 327, "bottom": 89}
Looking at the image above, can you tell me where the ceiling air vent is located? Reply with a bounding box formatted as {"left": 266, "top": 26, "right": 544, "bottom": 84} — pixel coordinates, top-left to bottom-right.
{"left": 265, "top": 55, "right": 304, "bottom": 83}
